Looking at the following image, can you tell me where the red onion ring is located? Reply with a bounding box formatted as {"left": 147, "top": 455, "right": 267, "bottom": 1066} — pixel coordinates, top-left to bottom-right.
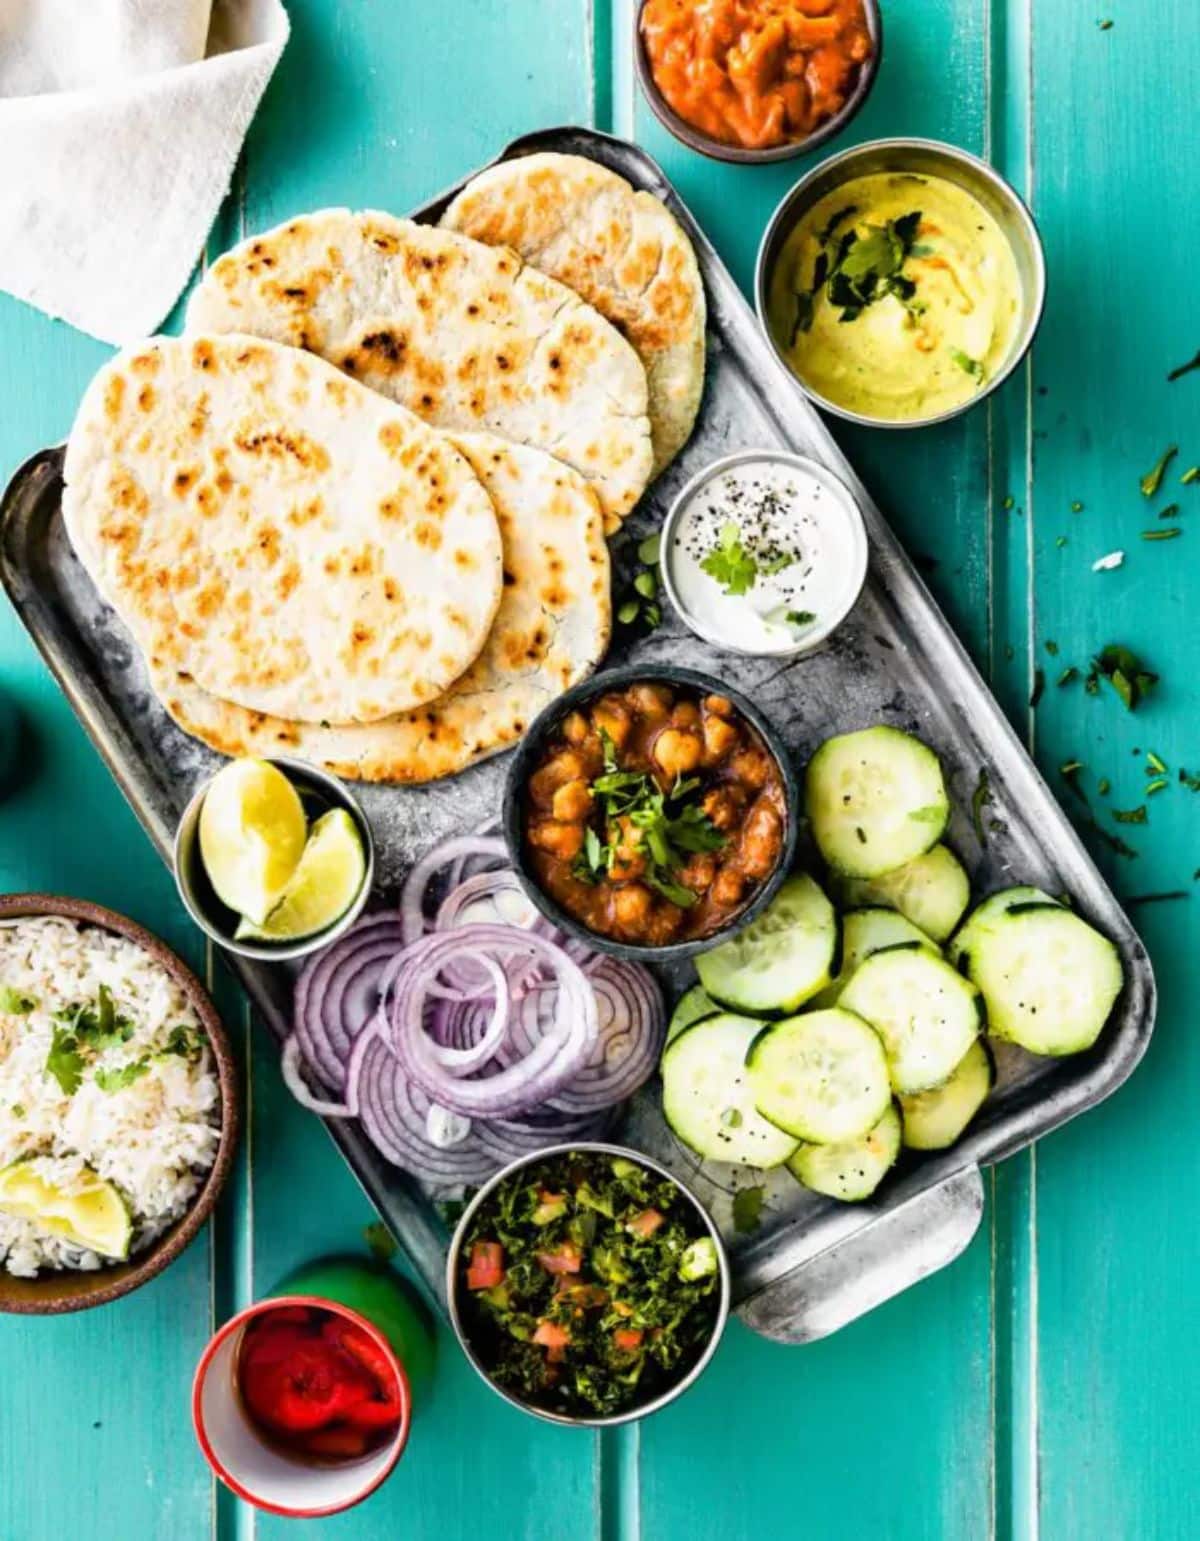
{"left": 354, "top": 1031, "right": 495, "bottom": 1184}
{"left": 292, "top": 914, "right": 407, "bottom": 1089}
{"left": 549, "top": 958, "right": 665, "bottom": 1115}
{"left": 399, "top": 835, "right": 507, "bottom": 944}
{"left": 385, "top": 927, "right": 598, "bottom": 1118}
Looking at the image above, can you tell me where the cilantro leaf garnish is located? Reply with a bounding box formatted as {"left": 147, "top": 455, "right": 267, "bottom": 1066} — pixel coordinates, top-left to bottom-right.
{"left": 0, "top": 985, "right": 36, "bottom": 1014}
{"left": 951, "top": 349, "right": 984, "bottom": 380}
{"left": 1086, "top": 645, "right": 1158, "bottom": 710}
{"left": 700, "top": 521, "right": 760, "bottom": 597}
{"left": 45, "top": 1026, "right": 85, "bottom": 1095}
{"left": 732, "top": 1186, "right": 766, "bottom": 1234}
{"left": 95, "top": 1058, "right": 151, "bottom": 1093}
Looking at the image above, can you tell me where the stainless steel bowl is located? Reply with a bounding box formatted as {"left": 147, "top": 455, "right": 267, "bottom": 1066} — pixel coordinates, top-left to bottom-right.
{"left": 755, "top": 137, "right": 1047, "bottom": 428}
{"left": 633, "top": 0, "right": 882, "bottom": 165}
{"left": 446, "top": 1142, "right": 731, "bottom": 1427}
{"left": 173, "top": 756, "right": 375, "bottom": 963}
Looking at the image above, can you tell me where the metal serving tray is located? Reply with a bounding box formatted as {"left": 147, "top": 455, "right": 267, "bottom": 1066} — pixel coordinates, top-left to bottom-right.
{"left": 0, "top": 127, "right": 1155, "bottom": 1343}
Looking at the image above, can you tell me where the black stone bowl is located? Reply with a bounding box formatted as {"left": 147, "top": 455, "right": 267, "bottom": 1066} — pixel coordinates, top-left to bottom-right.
{"left": 502, "top": 663, "right": 800, "bottom": 964}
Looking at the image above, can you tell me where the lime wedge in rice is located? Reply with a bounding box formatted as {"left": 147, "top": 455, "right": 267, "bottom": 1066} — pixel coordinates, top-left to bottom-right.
{"left": 199, "top": 758, "right": 308, "bottom": 926}
{"left": 0, "top": 1161, "right": 132, "bottom": 1260}
{"left": 235, "top": 809, "right": 366, "bottom": 942}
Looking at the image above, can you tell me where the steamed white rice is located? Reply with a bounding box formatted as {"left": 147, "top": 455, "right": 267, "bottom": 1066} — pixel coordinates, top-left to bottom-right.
{"left": 0, "top": 916, "right": 221, "bottom": 1277}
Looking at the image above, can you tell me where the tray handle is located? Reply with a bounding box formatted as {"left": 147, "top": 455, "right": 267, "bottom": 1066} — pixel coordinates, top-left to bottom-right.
{"left": 735, "top": 1164, "right": 984, "bottom": 1344}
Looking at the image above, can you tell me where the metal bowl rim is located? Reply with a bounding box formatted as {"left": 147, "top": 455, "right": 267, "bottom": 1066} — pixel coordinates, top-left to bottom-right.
{"left": 753, "top": 135, "right": 1049, "bottom": 429}
{"left": 501, "top": 662, "right": 801, "bottom": 963}
{"left": 172, "top": 756, "right": 376, "bottom": 963}
{"left": 445, "top": 1139, "right": 732, "bottom": 1427}
{"left": 657, "top": 448, "right": 869, "bottom": 657}
{"left": 632, "top": 0, "right": 883, "bottom": 165}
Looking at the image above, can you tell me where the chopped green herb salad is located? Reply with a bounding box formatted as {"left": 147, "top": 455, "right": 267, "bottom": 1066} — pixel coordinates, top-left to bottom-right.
{"left": 459, "top": 1150, "right": 721, "bottom": 1418}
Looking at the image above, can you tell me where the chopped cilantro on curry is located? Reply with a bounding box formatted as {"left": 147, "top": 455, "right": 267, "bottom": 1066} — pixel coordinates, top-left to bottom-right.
{"left": 460, "top": 1151, "right": 721, "bottom": 1418}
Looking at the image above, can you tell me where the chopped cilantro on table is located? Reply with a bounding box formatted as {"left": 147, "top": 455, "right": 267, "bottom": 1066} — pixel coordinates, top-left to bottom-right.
{"left": 459, "top": 1151, "right": 721, "bottom": 1419}
{"left": 1167, "top": 349, "right": 1200, "bottom": 383}
{"left": 1086, "top": 645, "right": 1158, "bottom": 710}
{"left": 1140, "top": 445, "right": 1177, "bottom": 498}
{"left": 732, "top": 1185, "right": 766, "bottom": 1234}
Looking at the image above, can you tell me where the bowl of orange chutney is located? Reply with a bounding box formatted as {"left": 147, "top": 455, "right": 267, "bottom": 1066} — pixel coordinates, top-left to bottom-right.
{"left": 636, "top": 0, "right": 881, "bottom": 164}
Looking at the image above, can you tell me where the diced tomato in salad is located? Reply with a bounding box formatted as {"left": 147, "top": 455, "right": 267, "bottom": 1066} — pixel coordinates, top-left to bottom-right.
{"left": 536, "top": 1241, "right": 583, "bottom": 1275}
{"left": 612, "top": 1328, "right": 645, "bottom": 1352}
{"left": 626, "top": 1208, "right": 664, "bottom": 1238}
{"left": 533, "top": 1319, "right": 572, "bottom": 1362}
{"left": 467, "top": 1239, "right": 505, "bottom": 1290}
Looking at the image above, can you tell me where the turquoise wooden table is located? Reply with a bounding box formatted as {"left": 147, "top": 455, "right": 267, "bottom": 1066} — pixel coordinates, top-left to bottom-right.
{"left": 2, "top": 2, "right": 1197, "bottom": 1536}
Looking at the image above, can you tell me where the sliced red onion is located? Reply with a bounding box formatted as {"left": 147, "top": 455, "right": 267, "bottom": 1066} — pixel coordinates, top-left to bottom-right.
{"left": 354, "top": 1032, "right": 495, "bottom": 1184}
{"left": 472, "top": 1108, "right": 616, "bottom": 1163}
{"left": 385, "top": 927, "right": 597, "bottom": 1118}
{"left": 426, "top": 1104, "right": 472, "bottom": 1148}
{"left": 293, "top": 914, "right": 407, "bottom": 1089}
{"left": 280, "top": 1036, "right": 357, "bottom": 1118}
{"left": 549, "top": 958, "right": 665, "bottom": 1115}
{"left": 399, "top": 835, "right": 507, "bottom": 944}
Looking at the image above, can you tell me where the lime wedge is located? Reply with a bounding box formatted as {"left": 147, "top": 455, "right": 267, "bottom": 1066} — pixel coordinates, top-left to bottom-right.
{"left": 0, "top": 1161, "right": 132, "bottom": 1259}
{"left": 199, "top": 758, "right": 308, "bottom": 926}
{"left": 235, "top": 809, "right": 366, "bottom": 942}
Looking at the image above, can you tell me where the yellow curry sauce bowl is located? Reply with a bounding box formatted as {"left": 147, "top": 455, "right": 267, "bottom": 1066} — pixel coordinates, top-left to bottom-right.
{"left": 755, "top": 138, "right": 1047, "bottom": 429}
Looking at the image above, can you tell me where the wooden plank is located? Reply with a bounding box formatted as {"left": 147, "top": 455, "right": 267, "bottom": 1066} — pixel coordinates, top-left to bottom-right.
{"left": 234, "top": 3, "right": 604, "bottom": 1537}
{"left": 1025, "top": 4, "right": 1200, "bottom": 1538}
{"left": 627, "top": 0, "right": 999, "bottom": 1533}
{"left": 0, "top": 296, "right": 217, "bottom": 1536}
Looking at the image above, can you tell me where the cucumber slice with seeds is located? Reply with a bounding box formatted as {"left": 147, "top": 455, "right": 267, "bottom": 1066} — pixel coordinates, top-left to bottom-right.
{"left": 745, "top": 1008, "right": 891, "bottom": 1144}
{"left": 962, "top": 905, "right": 1123, "bottom": 1056}
{"left": 840, "top": 944, "right": 983, "bottom": 1095}
{"left": 806, "top": 726, "right": 949, "bottom": 879}
{"left": 833, "top": 844, "right": 970, "bottom": 942}
{"left": 662, "top": 1013, "right": 800, "bottom": 1168}
{"left": 900, "top": 1039, "right": 994, "bottom": 1149}
{"left": 948, "top": 886, "right": 1056, "bottom": 971}
{"left": 812, "top": 908, "right": 939, "bottom": 1008}
{"left": 667, "top": 984, "right": 719, "bottom": 1045}
{"left": 787, "top": 1103, "right": 902, "bottom": 1202}
{"left": 695, "top": 874, "right": 838, "bottom": 1016}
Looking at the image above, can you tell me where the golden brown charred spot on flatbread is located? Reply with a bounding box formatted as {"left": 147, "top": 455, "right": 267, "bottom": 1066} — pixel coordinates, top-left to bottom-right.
{"left": 324, "top": 377, "right": 349, "bottom": 406}
{"left": 365, "top": 225, "right": 401, "bottom": 255}
{"left": 254, "top": 523, "right": 282, "bottom": 565}
{"left": 276, "top": 563, "right": 301, "bottom": 602}
{"left": 413, "top": 520, "right": 442, "bottom": 550}
{"left": 103, "top": 373, "right": 127, "bottom": 423}
{"left": 453, "top": 548, "right": 476, "bottom": 572}
{"left": 172, "top": 466, "right": 199, "bottom": 497}
{"left": 130, "top": 351, "right": 161, "bottom": 377}
{"left": 191, "top": 340, "right": 218, "bottom": 374}
{"left": 382, "top": 577, "right": 401, "bottom": 602}
{"left": 188, "top": 393, "right": 211, "bottom": 438}
{"left": 351, "top": 329, "right": 408, "bottom": 373}
{"left": 286, "top": 496, "right": 323, "bottom": 527}
{"left": 233, "top": 428, "right": 330, "bottom": 473}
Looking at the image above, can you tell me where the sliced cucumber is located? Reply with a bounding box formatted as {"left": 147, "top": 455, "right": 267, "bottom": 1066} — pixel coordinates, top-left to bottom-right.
{"left": 962, "top": 904, "right": 1123, "bottom": 1056}
{"left": 833, "top": 844, "right": 970, "bottom": 943}
{"left": 661, "top": 1013, "right": 800, "bottom": 1168}
{"left": 667, "top": 984, "right": 719, "bottom": 1045}
{"left": 812, "top": 908, "right": 938, "bottom": 1008}
{"left": 840, "top": 944, "right": 982, "bottom": 1095}
{"left": 948, "top": 885, "right": 1057, "bottom": 971}
{"left": 805, "top": 726, "right": 949, "bottom": 879}
{"left": 787, "top": 1103, "right": 902, "bottom": 1202}
{"left": 745, "top": 1008, "right": 891, "bottom": 1145}
{"left": 695, "top": 874, "right": 838, "bottom": 1016}
{"left": 900, "top": 1039, "right": 994, "bottom": 1150}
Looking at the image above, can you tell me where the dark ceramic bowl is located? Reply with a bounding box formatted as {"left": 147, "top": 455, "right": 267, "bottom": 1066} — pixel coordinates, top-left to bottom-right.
{"left": 634, "top": 0, "right": 882, "bottom": 166}
{"left": 0, "top": 894, "right": 238, "bottom": 1315}
{"left": 502, "top": 664, "right": 800, "bottom": 963}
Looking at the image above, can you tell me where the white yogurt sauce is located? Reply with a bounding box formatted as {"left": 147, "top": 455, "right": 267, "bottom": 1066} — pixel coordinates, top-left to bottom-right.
{"left": 665, "top": 456, "right": 866, "bottom": 655}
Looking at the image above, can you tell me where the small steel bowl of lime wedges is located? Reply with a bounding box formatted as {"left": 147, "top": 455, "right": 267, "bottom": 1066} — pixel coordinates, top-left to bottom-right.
{"left": 174, "top": 757, "right": 374, "bottom": 962}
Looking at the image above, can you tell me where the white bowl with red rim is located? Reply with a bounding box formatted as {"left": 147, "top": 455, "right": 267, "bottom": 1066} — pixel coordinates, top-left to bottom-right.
{"left": 192, "top": 1294, "right": 412, "bottom": 1518}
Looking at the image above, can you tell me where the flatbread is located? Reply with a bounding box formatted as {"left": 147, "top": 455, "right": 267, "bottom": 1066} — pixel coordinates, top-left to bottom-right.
{"left": 148, "top": 431, "right": 611, "bottom": 784}
{"left": 186, "top": 210, "right": 654, "bottom": 530}
{"left": 62, "top": 334, "right": 503, "bottom": 726}
{"left": 440, "top": 152, "right": 706, "bottom": 475}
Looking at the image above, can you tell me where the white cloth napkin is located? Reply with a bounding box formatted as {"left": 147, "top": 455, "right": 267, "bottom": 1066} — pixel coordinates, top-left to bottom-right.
{"left": 0, "top": 0, "right": 289, "bottom": 344}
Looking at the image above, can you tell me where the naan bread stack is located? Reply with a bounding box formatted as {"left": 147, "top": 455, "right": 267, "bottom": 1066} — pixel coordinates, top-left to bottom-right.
{"left": 187, "top": 211, "right": 654, "bottom": 531}
{"left": 64, "top": 335, "right": 504, "bottom": 725}
{"left": 63, "top": 151, "right": 708, "bottom": 783}
{"left": 441, "top": 152, "right": 706, "bottom": 475}
{"left": 148, "top": 432, "right": 611, "bottom": 783}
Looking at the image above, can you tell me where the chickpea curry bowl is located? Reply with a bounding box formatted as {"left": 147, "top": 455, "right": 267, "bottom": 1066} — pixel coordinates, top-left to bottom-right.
{"left": 503, "top": 666, "right": 798, "bottom": 960}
